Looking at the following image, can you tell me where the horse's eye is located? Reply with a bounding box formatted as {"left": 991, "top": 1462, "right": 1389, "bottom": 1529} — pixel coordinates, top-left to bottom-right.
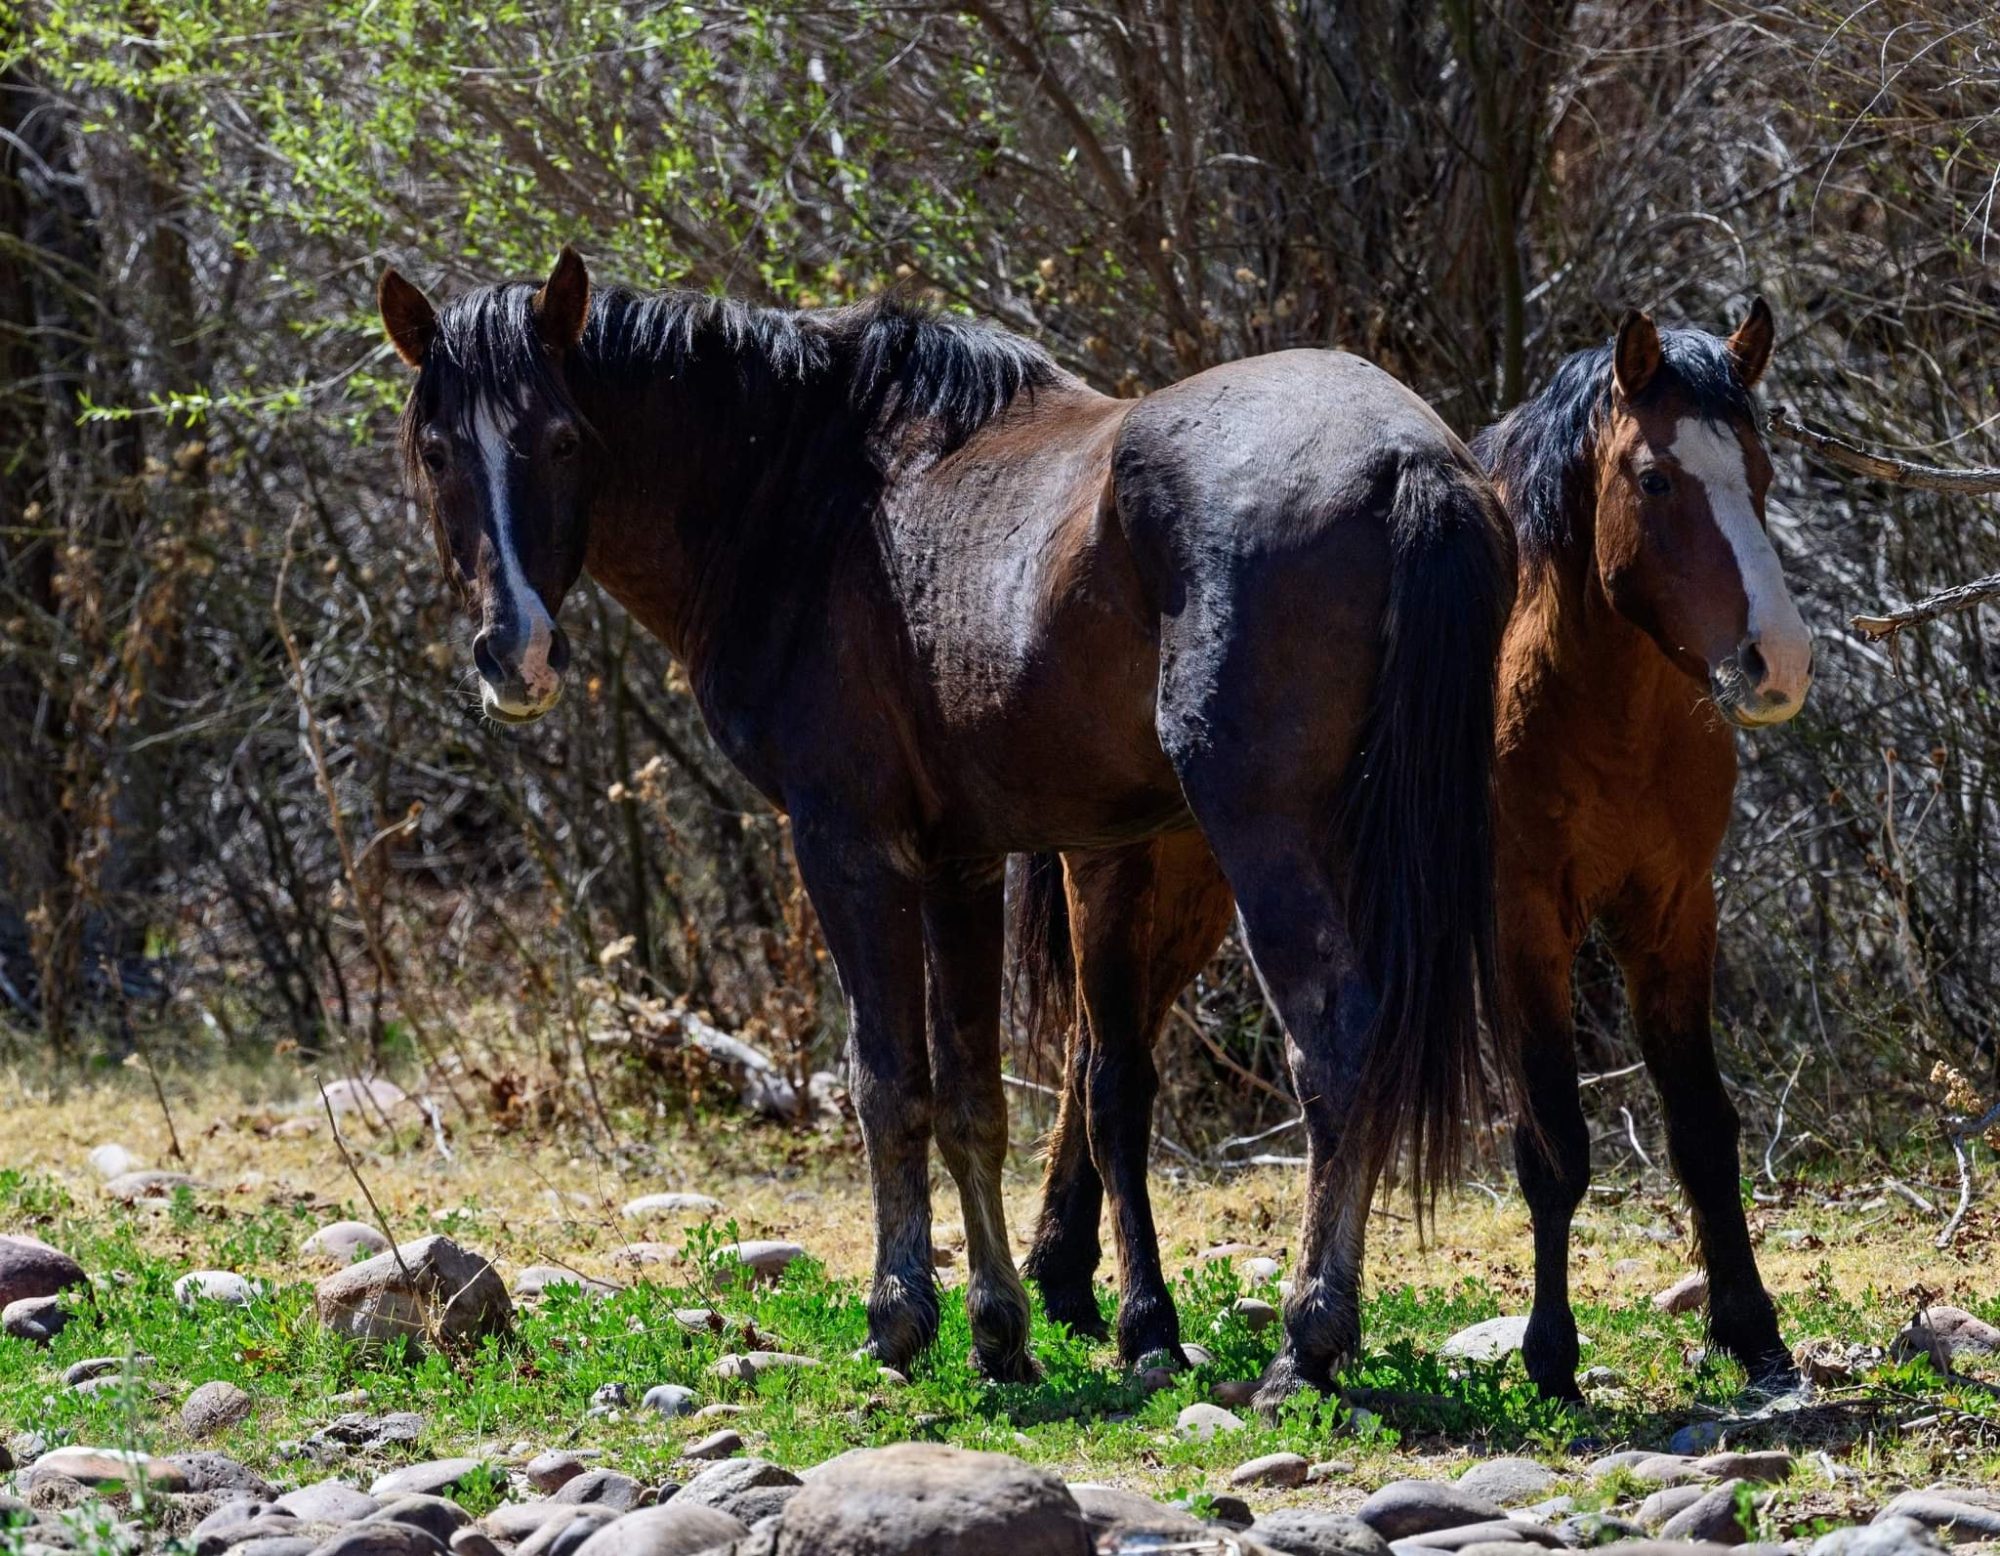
{"left": 1639, "top": 469, "right": 1672, "bottom": 497}
{"left": 420, "top": 436, "right": 448, "bottom": 473}
{"left": 549, "top": 426, "right": 580, "bottom": 462}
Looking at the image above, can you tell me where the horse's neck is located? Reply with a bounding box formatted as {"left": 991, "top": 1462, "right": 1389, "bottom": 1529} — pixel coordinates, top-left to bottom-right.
{"left": 580, "top": 372, "right": 868, "bottom": 672}
{"left": 1501, "top": 525, "right": 1690, "bottom": 760}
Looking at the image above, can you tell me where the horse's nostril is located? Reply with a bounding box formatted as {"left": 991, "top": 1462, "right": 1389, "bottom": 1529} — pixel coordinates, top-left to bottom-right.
{"left": 547, "top": 628, "right": 571, "bottom": 678}
{"left": 472, "top": 631, "right": 504, "bottom": 685}
{"left": 1738, "top": 641, "right": 1768, "bottom": 689}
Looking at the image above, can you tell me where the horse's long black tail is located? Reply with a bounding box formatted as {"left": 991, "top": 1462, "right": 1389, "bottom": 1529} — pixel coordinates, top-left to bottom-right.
{"left": 1006, "top": 851, "right": 1074, "bottom": 1082}
{"left": 1336, "top": 455, "right": 1517, "bottom": 1211}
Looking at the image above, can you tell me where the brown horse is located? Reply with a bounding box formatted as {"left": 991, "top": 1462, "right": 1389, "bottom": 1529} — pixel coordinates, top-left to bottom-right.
{"left": 376, "top": 248, "right": 1515, "bottom": 1395}
{"left": 1022, "top": 302, "right": 1813, "bottom": 1403}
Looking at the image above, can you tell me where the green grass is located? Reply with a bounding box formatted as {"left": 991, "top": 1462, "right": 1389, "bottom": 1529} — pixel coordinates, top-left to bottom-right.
{"left": 7, "top": 1168, "right": 1992, "bottom": 1488}
{"left": 5, "top": 1161, "right": 2000, "bottom": 1550}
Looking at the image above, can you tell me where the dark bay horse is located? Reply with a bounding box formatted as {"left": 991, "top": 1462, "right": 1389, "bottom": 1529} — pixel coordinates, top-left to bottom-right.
{"left": 377, "top": 248, "right": 1515, "bottom": 1394}
{"left": 1022, "top": 303, "right": 1813, "bottom": 1402}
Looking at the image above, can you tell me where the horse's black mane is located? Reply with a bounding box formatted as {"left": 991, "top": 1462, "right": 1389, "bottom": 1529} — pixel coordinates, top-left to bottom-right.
{"left": 1472, "top": 328, "right": 1757, "bottom": 567}
{"left": 418, "top": 281, "right": 1058, "bottom": 453}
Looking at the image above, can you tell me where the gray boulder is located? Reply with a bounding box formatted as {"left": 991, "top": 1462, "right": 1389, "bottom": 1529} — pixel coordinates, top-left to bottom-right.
{"left": 770, "top": 1443, "right": 1088, "bottom": 1555}
{"left": 303, "top": 1222, "right": 393, "bottom": 1268}
{"left": 1357, "top": 1482, "right": 1509, "bottom": 1542}
{"left": 26, "top": 1446, "right": 189, "bottom": 1492}
{"left": 1455, "top": 1460, "right": 1559, "bottom": 1508}
{"left": 276, "top": 1481, "right": 379, "bottom": 1524}
{"left": 515, "top": 1508, "right": 619, "bottom": 1556}
{"left": 0, "top": 1236, "right": 86, "bottom": 1310}
{"left": 311, "top": 1524, "right": 451, "bottom": 1556}
{"left": 1891, "top": 1307, "right": 2000, "bottom": 1370}
{"left": 2, "top": 1295, "right": 75, "bottom": 1345}
{"left": 1252, "top": 1510, "right": 1393, "bottom": 1556}
{"left": 1659, "top": 1480, "right": 1757, "bottom": 1545}
{"left": 368, "top": 1459, "right": 492, "bottom": 1500}
{"left": 675, "top": 1458, "right": 802, "bottom": 1526}
{"left": 1812, "top": 1516, "right": 1947, "bottom": 1554}
{"left": 552, "top": 1471, "right": 646, "bottom": 1512}
{"left": 1438, "top": 1318, "right": 1529, "bottom": 1362}
{"left": 171, "top": 1452, "right": 276, "bottom": 1497}
{"left": 569, "top": 1504, "right": 748, "bottom": 1556}
{"left": 183, "top": 1381, "right": 256, "bottom": 1438}
{"left": 1873, "top": 1491, "right": 2000, "bottom": 1543}
{"left": 1066, "top": 1485, "right": 1204, "bottom": 1540}
{"left": 315, "top": 1236, "right": 512, "bottom": 1354}
{"left": 366, "top": 1496, "right": 473, "bottom": 1546}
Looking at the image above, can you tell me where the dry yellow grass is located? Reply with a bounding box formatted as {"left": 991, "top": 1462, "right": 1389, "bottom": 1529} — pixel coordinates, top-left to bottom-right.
{"left": 0, "top": 1066, "right": 1983, "bottom": 1315}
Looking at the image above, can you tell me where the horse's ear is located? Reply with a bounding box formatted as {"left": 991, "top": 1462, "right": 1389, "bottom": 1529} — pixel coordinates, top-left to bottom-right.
{"left": 534, "top": 245, "right": 591, "bottom": 353}
{"left": 1727, "top": 295, "right": 1775, "bottom": 388}
{"left": 378, "top": 268, "right": 437, "bottom": 368}
{"left": 1612, "top": 310, "right": 1662, "bottom": 400}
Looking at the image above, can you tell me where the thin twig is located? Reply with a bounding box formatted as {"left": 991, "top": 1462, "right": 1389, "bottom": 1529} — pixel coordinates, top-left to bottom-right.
{"left": 1215, "top": 1114, "right": 1305, "bottom": 1157}
{"left": 273, "top": 513, "right": 474, "bottom": 1120}
{"left": 1762, "top": 1052, "right": 1807, "bottom": 1184}
{"left": 1621, "top": 1106, "right": 1655, "bottom": 1172}
{"left": 1765, "top": 407, "right": 2000, "bottom": 639}
{"left": 318, "top": 1076, "right": 413, "bottom": 1284}
{"left": 1882, "top": 1178, "right": 1937, "bottom": 1216}
{"left": 109, "top": 957, "right": 185, "bottom": 1167}
{"left": 1936, "top": 1101, "right": 2000, "bottom": 1249}
{"left": 1169, "top": 1003, "right": 1295, "bottom": 1108}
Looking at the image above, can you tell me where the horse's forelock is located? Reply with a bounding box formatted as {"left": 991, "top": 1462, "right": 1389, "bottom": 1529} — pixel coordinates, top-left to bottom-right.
{"left": 1474, "top": 326, "right": 1759, "bottom": 567}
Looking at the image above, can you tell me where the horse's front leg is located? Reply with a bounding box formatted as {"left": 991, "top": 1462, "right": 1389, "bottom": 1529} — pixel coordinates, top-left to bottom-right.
{"left": 1611, "top": 881, "right": 1796, "bottom": 1394}
{"left": 792, "top": 826, "right": 938, "bottom": 1370}
{"left": 1504, "top": 898, "right": 1590, "bottom": 1403}
{"left": 922, "top": 861, "right": 1036, "bottom": 1382}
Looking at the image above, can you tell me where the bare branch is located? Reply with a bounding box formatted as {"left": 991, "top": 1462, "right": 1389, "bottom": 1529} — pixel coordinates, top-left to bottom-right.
{"left": 1849, "top": 572, "right": 2000, "bottom": 642}
{"left": 1768, "top": 406, "right": 2000, "bottom": 495}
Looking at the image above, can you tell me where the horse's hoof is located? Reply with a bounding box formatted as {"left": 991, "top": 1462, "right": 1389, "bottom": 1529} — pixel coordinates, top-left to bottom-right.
{"left": 1037, "top": 1285, "right": 1110, "bottom": 1341}
{"left": 1128, "top": 1336, "right": 1184, "bottom": 1368}
{"left": 1740, "top": 1360, "right": 1807, "bottom": 1405}
{"left": 971, "top": 1345, "right": 1040, "bottom": 1385}
{"left": 864, "top": 1289, "right": 939, "bottom": 1372}
{"left": 1114, "top": 1293, "right": 1185, "bottom": 1371}
{"left": 1250, "top": 1353, "right": 1337, "bottom": 1420}
{"left": 1520, "top": 1368, "right": 1584, "bottom": 1400}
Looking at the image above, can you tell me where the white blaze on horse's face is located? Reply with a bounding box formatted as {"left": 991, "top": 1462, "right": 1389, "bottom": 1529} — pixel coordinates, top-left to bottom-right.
{"left": 471, "top": 394, "right": 562, "bottom": 721}
{"left": 1672, "top": 416, "right": 1812, "bottom": 726}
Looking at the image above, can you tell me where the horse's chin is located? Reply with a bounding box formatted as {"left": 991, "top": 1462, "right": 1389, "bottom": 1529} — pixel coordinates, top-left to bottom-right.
{"left": 481, "top": 683, "right": 561, "bottom": 725}
{"left": 1713, "top": 690, "right": 1804, "bottom": 730}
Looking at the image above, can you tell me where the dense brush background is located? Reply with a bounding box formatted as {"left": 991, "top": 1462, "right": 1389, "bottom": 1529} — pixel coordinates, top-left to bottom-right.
{"left": 2, "top": 1, "right": 1996, "bottom": 1178}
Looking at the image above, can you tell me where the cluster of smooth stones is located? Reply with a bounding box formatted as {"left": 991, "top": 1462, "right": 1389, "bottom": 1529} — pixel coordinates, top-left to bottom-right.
{"left": 8, "top": 1406, "right": 1999, "bottom": 1556}
{"left": 8, "top": 1216, "right": 2000, "bottom": 1556}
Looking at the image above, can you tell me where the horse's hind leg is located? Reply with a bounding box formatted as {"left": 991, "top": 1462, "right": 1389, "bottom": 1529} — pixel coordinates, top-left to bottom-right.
{"left": 1066, "top": 835, "right": 1233, "bottom": 1366}
{"left": 923, "top": 861, "right": 1035, "bottom": 1382}
{"left": 1022, "top": 1023, "right": 1108, "bottom": 1339}
{"left": 1154, "top": 626, "right": 1384, "bottom": 1401}
{"left": 1504, "top": 896, "right": 1591, "bottom": 1401}
{"left": 1610, "top": 880, "right": 1796, "bottom": 1392}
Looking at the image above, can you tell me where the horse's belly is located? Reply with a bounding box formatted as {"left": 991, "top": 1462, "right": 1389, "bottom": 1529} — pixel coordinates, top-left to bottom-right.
{"left": 920, "top": 635, "right": 1184, "bottom": 856}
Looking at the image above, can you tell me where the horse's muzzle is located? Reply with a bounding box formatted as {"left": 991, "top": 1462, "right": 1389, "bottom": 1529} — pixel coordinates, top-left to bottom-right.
{"left": 474, "top": 623, "right": 569, "bottom": 723}
{"left": 1711, "top": 636, "right": 1812, "bottom": 729}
